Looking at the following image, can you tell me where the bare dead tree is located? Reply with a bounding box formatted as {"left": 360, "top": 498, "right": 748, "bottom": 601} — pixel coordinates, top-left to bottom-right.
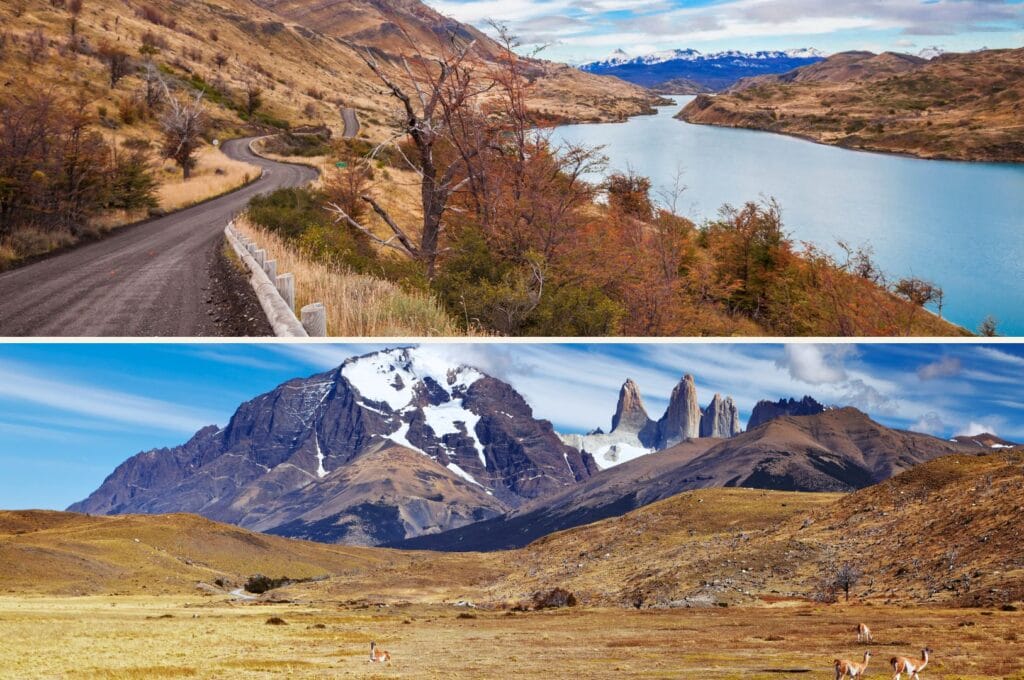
{"left": 326, "top": 31, "right": 488, "bottom": 278}
{"left": 159, "top": 82, "right": 207, "bottom": 179}
{"left": 244, "top": 80, "right": 263, "bottom": 118}
{"left": 142, "top": 61, "right": 163, "bottom": 111}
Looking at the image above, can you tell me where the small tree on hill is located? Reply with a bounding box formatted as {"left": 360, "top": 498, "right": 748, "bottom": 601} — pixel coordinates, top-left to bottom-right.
{"left": 832, "top": 562, "right": 862, "bottom": 602}
{"left": 97, "top": 42, "right": 131, "bottom": 88}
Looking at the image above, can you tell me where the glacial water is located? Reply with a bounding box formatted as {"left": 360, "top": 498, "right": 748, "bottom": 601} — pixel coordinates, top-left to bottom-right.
{"left": 550, "top": 96, "right": 1024, "bottom": 335}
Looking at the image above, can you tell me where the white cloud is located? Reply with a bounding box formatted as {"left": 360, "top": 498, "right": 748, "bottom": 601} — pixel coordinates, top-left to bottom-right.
{"left": 956, "top": 421, "right": 998, "bottom": 437}
{"left": 0, "top": 361, "right": 217, "bottom": 433}
{"left": 776, "top": 344, "right": 851, "bottom": 384}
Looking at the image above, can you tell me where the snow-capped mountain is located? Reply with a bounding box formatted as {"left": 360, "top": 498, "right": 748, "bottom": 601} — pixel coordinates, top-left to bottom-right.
{"left": 580, "top": 47, "right": 827, "bottom": 91}
{"left": 70, "top": 348, "right": 597, "bottom": 546}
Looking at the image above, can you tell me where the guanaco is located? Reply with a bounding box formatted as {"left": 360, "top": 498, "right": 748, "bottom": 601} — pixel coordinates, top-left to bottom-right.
{"left": 856, "top": 623, "right": 873, "bottom": 643}
{"left": 369, "top": 641, "right": 392, "bottom": 665}
{"left": 835, "top": 651, "right": 872, "bottom": 680}
{"left": 891, "top": 648, "right": 930, "bottom": 680}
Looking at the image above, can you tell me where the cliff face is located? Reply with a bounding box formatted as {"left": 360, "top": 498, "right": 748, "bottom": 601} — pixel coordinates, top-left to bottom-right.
{"left": 699, "top": 394, "right": 742, "bottom": 438}
{"left": 655, "top": 375, "right": 702, "bottom": 447}
{"left": 70, "top": 348, "right": 596, "bottom": 545}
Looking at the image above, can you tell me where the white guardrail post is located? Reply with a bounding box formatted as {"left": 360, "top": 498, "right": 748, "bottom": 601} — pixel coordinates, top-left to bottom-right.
{"left": 301, "top": 302, "right": 327, "bottom": 337}
{"left": 223, "top": 221, "right": 327, "bottom": 338}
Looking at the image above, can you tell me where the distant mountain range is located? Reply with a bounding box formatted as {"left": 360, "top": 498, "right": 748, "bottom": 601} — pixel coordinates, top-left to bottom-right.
{"left": 69, "top": 348, "right": 1015, "bottom": 550}
{"left": 579, "top": 48, "right": 826, "bottom": 92}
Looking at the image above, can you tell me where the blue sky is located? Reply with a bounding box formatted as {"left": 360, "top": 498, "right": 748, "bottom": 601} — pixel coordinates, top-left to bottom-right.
{"left": 424, "top": 0, "right": 1024, "bottom": 62}
{"left": 0, "top": 342, "right": 1022, "bottom": 511}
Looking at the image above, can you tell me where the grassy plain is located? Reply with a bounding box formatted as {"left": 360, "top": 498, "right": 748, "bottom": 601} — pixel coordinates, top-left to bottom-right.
{"left": 1, "top": 596, "right": 1021, "bottom": 679}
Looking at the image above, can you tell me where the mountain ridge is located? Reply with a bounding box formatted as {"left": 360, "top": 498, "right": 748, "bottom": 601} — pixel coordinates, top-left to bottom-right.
{"left": 69, "top": 347, "right": 596, "bottom": 546}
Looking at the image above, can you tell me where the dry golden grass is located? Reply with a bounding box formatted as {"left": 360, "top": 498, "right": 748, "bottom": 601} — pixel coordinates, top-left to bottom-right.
{"left": 156, "top": 146, "right": 260, "bottom": 212}
{"left": 232, "top": 217, "right": 479, "bottom": 337}
{"left": 0, "top": 596, "right": 1020, "bottom": 679}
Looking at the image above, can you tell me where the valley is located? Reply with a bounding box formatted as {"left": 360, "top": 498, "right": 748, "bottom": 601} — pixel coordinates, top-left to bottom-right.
{"left": 3, "top": 450, "right": 1023, "bottom": 677}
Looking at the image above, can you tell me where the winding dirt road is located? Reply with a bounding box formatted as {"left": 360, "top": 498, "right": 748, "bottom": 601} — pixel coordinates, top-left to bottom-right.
{"left": 0, "top": 138, "right": 317, "bottom": 337}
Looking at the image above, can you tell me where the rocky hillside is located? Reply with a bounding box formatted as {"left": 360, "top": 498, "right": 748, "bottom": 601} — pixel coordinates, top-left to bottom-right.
{"left": 486, "top": 450, "right": 1024, "bottom": 608}
{"left": 69, "top": 348, "right": 596, "bottom": 545}
{"left": 678, "top": 47, "right": 1024, "bottom": 162}
{"left": 398, "top": 408, "right": 977, "bottom": 551}
{"left": 0, "top": 0, "right": 662, "bottom": 145}
{"left": 559, "top": 376, "right": 741, "bottom": 468}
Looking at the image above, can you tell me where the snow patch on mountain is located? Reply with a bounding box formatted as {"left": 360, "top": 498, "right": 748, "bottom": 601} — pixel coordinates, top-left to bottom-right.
{"left": 582, "top": 47, "right": 824, "bottom": 68}
{"left": 560, "top": 430, "right": 653, "bottom": 470}
{"left": 341, "top": 347, "right": 483, "bottom": 410}
{"left": 423, "top": 400, "right": 486, "bottom": 465}
{"left": 446, "top": 462, "right": 484, "bottom": 488}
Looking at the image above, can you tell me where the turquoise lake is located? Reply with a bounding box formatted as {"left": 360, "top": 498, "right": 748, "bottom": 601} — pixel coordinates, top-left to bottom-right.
{"left": 550, "top": 96, "right": 1024, "bottom": 335}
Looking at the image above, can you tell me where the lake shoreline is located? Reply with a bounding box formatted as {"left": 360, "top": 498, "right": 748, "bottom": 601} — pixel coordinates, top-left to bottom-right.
{"left": 551, "top": 95, "right": 1024, "bottom": 334}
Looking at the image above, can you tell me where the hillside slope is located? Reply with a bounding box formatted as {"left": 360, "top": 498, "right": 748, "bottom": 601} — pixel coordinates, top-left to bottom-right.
{"left": 0, "top": 510, "right": 390, "bottom": 595}
{"left": 0, "top": 0, "right": 661, "bottom": 143}
{"left": 491, "top": 450, "right": 1024, "bottom": 608}
{"left": 679, "top": 48, "right": 1024, "bottom": 162}
{"left": 7, "top": 452, "right": 1023, "bottom": 609}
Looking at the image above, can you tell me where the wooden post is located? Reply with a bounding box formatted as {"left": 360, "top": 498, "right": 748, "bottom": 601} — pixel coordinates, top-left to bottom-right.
{"left": 254, "top": 249, "right": 265, "bottom": 268}
{"left": 264, "top": 259, "right": 277, "bottom": 281}
{"left": 276, "top": 273, "right": 295, "bottom": 311}
{"left": 301, "top": 302, "right": 327, "bottom": 337}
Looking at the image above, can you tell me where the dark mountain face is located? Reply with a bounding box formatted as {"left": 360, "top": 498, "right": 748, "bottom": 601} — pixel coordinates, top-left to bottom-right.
{"left": 747, "top": 396, "right": 826, "bottom": 430}
{"left": 580, "top": 50, "right": 825, "bottom": 91}
{"left": 397, "top": 408, "right": 976, "bottom": 551}
{"left": 69, "top": 348, "right": 595, "bottom": 545}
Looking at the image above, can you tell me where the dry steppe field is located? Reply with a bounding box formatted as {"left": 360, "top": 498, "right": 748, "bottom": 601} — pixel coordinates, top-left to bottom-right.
{"left": 1, "top": 596, "right": 1021, "bottom": 679}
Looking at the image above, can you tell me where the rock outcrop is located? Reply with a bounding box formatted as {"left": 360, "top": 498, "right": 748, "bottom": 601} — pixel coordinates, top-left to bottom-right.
{"left": 699, "top": 394, "right": 742, "bottom": 438}
{"left": 611, "top": 379, "right": 655, "bottom": 434}
{"left": 747, "top": 396, "right": 826, "bottom": 430}
{"left": 655, "top": 374, "right": 702, "bottom": 447}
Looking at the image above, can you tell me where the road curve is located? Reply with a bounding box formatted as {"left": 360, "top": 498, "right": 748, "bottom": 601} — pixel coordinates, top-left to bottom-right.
{"left": 0, "top": 138, "right": 318, "bottom": 337}
{"left": 341, "top": 107, "right": 360, "bottom": 138}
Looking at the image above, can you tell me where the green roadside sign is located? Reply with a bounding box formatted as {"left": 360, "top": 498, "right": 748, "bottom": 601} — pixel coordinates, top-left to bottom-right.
{"left": 335, "top": 161, "right": 348, "bottom": 169}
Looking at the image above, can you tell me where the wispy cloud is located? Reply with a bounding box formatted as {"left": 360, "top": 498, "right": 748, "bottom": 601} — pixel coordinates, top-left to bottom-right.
{"left": 0, "top": 360, "right": 217, "bottom": 433}
{"left": 426, "top": 0, "right": 1024, "bottom": 61}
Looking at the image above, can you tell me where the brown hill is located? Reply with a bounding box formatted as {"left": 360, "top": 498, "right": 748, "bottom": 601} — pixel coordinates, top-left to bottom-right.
{"left": 0, "top": 510, "right": 388, "bottom": 596}
{"left": 0, "top": 0, "right": 660, "bottom": 144}
{"left": 485, "top": 450, "right": 1024, "bottom": 608}
{"left": 679, "top": 47, "right": 1024, "bottom": 161}
{"left": 730, "top": 51, "right": 926, "bottom": 91}
{"left": 397, "top": 408, "right": 974, "bottom": 551}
